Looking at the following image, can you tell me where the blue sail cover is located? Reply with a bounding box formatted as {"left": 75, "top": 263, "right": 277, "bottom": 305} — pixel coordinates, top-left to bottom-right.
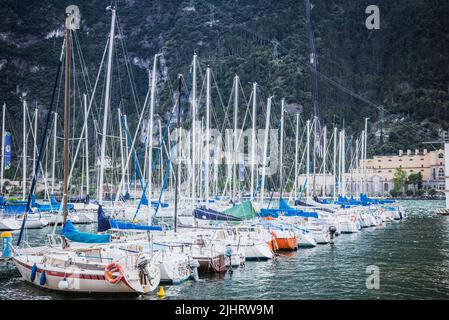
{"left": 62, "top": 220, "right": 111, "bottom": 243}
{"left": 97, "top": 205, "right": 162, "bottom": 232}
{"left": 193, "top": 207, "right": 242, "bottom": 222}
{"left": 259, "top": 198, "right": 319, "bottom": 219}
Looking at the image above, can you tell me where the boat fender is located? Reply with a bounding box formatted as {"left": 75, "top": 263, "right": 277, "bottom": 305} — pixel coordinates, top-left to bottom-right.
{"left": 30, "top": 263, "right": 37, "bottom": 282}
{"left": 58, "top": 278, "right": 69, "bottom": 290}
{"left": 225, "top": 244, "right": 233, "bottom": 258}
{"left": 39, "top": 271, "right": 46, "bottom": 286}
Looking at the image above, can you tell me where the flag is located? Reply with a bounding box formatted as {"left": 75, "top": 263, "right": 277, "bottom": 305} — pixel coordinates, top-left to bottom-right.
{"left": 239, "top": 159, "right": 245, "bottom": 181}
{"left": 5, "top": 132, "right": 11, "bottom": 170}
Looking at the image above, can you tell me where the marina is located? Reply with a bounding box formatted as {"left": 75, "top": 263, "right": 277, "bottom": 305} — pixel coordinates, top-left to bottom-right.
{"left": 0, "top": 1, "right": 448, "bottom": 303}
{"left": 1, "top": 200, "right": 449, "bottom": 300}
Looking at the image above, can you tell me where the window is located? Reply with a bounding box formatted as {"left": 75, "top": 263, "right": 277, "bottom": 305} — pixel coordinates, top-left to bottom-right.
{"left": 379, "top": 166, "right": 381, "bottom": 169}
{"left": 438, "top": 168, "right": 444, "bottom": 178}
{"left": 378, "top": 170, "right": 382, "bottom": 173}
{"left": 378, "top": 159, "right": 381, "bottom": 162}
{"left": 421, "top": 164, "right": 423, "bottom": 168}
{"left": 439, "top": 153, "right": 444, "bottom": 159}
{"left": 388, "top": 159, "right": 392, "bottom": 162}
{"left": 433, "top": 168, "right": 436, "bottom": 180}
{"left": 388, "top": 170, "right": 392, "bottom": 173}
{"left": 420, "top": 158, "right": 424, "bottom": 161}
{"left": 399, "top": 159, "right": 403, "bottom": 162}
{"left": 409, "top": 159, "right": 413, "bottom": 161}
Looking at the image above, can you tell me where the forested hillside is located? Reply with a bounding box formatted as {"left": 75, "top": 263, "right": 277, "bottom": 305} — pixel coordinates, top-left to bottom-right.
{"left": 0, "top": 0, "right": 448, "bottom": 169}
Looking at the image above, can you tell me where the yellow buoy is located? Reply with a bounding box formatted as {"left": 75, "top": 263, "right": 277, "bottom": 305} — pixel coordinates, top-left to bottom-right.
{"left": 1, "top": 232, "right": 12, "bottom": 238}
{"left": 157, "top": 286, "right": 165, "bottom": 299}
{"left": 133, "top": 218, "right": 139, "bottom": 224}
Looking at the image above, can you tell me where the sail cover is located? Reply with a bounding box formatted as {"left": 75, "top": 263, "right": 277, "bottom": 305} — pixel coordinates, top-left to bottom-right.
{"left": 62, "top": 220, "right": 111, "bottom": 243}
{"left": 97, "top": 205, "right": 162, "bottom": 232}
{"left": 224, "top": 201, "right": 256, "bottom": 220}
{"left": 193, "top": 207, "right": 242, "bottom": 221}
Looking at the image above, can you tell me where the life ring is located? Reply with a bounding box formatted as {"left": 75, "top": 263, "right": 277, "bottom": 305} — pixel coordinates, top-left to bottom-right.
{"left": 105, "top": 262, "right": 124, "bottom": 284}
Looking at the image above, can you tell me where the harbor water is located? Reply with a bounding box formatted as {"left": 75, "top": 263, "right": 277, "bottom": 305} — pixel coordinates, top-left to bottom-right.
{"left": 1, "top": 200, "right": 449, "bottom": 300}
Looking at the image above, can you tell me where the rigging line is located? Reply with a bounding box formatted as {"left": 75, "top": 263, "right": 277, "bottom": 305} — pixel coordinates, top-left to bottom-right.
{"left": 66, "top": 37, "right": 109, "bottom": 187}
{"left": 115, "top": 12, "right": 141, "bottom": 115}
{"left": 17, "top": 38, "right": 64, "bottom": 247}
{"left": 203, "top": 0, "right": 437, "bottom": 145}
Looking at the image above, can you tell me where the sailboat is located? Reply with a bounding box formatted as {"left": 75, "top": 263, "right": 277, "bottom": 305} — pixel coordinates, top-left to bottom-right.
{"left": 13, "top": 5, "right": 161, "bottom": 294}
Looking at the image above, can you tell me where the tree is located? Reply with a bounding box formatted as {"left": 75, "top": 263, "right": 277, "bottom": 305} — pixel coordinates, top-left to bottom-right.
{"left": 428, "top": 188, "right": 437, "bottom": 197}
{"left": 407, "top": 172, "right": 423, "bottom": 195}
{"left": 393, "top": 168, "right": 408, "bottom": 194}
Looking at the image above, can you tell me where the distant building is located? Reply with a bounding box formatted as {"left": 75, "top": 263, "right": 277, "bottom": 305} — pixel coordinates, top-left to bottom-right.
{"left": 361, "top": 148, "right": 445, "bottom": 194}
{"left": 295, "top": 148, "right": 445, "bottom": 197}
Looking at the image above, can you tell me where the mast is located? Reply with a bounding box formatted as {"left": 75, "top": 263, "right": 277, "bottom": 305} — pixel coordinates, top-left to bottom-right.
{"left": 33, "top": 107, "right": 38, "bottom": 177}
{"left": 322, "top": 126, "right": 327, "bottom": 197}
{"left": 159, "top": 118, "right": 163, "bottom": 195}
{"left": 1, "top": 103, "right": 5, "bottom": 193}
{"left": 279, "top": 98, "right": 285, "bottom": 199}
{"left": 62, "top": 9, "right": 72, "bottom": 225}
{"left": 260, "top": 96, "right": 272, "bottom": 203}
{"left": 233, "top": 75, "right": 239, "bottom": 200}
{"left": 174, "top": 75, "right": 183, "bottom": 233}
{"left": 84, "top": 94, "right": 89, "bottom": 196}
{"left": 118, "top": 108, "right": 125, "bottom": 196}
{"left": 333, "top": 127, "right": 337, "bottom": 199}
{"left": 205, "top": 66, "right": 211, "bottom": 201}
{"left": 364, "top": 117, "right": 368, "bottom": 195}
{"left": 191, "top": 53, "right": 197, "bottom": 203}
{"left": 306, "top": 120, "right": 310, "bottom": 199}
{"left": 98, "top": 6, "right": 116, "bottom": 205}
{"left": 250, "top": 83, "right": 257, "bottom": 201}
{"left": 22, "top": 100, "right": 27, "bottom": 200}
{"left": 294, "top": 113, "right": 299, "bottom": 198}
{"left": 51, "top": 112, "right": 57, "bottom": 194}
{"left": 147, "top": 54, "right": 159, "bottom": 209}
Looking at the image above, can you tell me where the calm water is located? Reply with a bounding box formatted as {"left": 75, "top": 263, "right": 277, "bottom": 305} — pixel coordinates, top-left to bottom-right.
{"left": 1, "top": 200, "right": 449, "bottom": 300}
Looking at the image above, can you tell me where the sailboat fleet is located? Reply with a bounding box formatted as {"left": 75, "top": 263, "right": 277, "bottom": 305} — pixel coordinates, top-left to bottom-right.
{"left": 0, "top": 5, "right": 407, "bottom": 295}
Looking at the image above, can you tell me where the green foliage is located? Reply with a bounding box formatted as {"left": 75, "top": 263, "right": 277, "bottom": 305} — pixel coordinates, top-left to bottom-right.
{"left": 407, "top": 171, "right": 423, "bottom": 195}
{"left": 393, "top": 168, "right": 408, "bottom": 193}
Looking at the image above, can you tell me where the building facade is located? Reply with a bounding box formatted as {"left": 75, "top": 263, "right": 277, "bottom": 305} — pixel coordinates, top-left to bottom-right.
{"left": 362, "top": 148, "right": 445, "bottom": 194}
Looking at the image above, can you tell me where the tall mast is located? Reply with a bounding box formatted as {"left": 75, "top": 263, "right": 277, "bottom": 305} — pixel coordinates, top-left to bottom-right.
{"left": 147, "top": 54, "right": 159, "bottom": 209}
{"left": 306, "top": 119, "right": 310, "bottom": 199}
{"left": 233, "top": 75, "right": 239, "bottom": 200}
{"left": 174, "top": 75, "right": 183, "bottom": 233}
{"left": 98, "top": 6, "right": 116, "bottom": 205}
{"left": 260, "top": 96, "right": 272, "bottom": 203}
{"left": 205, "top": 66, "right": 211, "bottom": 201}
{"left": 1, "top": 103, "right": 5, "bottom": 193}
{"left": 159, "top": 118, "right": 163, "bottom": 193}
{"left": 250, "top": 83, "right": 257, "bottom": 201}
{"left": 83, "top": 94, "right": 89, "bottom": 196}
{"left": 322, "top": 126, "right": 327, "bottom": 197}
{"left": 364, "top": 117, "right": 368, "bottom": 195}
{"left": 333, "top": 127, "right": 337, "bottom": 199}
{"left": 62, "top": 9, "right": 72, "bottom": 225}
{"left": 118, "top": 108, "right": 125, "bottom": 197}
{"left": 191, "top": 53, "right": 197, "bottom": 203}
{"left": 22, "top": 100, "right": 27, "bottom": 200}
{"left": 33, "top": 107, "right": 38, "bottom": 177}
{"left": 279, "top": 98, "right": 285, "bottom": 199}
{"left": 51, "top": 113, "right": 57, "bottom": 194}
{"left": 294, "top": 113, "right": 299, "bottom": 198}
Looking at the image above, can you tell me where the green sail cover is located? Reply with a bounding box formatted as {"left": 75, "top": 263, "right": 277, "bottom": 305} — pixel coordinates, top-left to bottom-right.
{"left": 224, "top": 201, "right": 256, "bottom": 221}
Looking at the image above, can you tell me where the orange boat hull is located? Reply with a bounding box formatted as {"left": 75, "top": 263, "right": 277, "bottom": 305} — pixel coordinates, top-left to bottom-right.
{"left": 274, "top": 236, "right": 298, "bottom": 251}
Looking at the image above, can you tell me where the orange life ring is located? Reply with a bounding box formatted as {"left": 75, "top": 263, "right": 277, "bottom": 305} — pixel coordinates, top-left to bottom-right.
{"left": 105, "top": 262, "right": 124, "bottom": 284}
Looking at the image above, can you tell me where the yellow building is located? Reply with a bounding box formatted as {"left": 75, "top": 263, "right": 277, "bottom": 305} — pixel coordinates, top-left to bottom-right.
{"left": 362, "top": 148, "right": 445, "bottom": 194}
